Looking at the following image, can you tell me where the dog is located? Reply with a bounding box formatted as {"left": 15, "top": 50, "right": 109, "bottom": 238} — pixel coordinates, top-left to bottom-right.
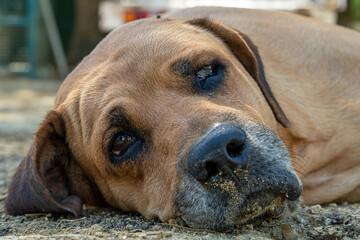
{"left": 5, "top": 7, "right": 360, "bottom": 231}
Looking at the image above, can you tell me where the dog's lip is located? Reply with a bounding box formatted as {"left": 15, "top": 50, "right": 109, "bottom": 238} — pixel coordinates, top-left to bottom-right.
{"left": 177, "top": 171, "right": 300, "bottom": 231}
{"left": 234, "top": 194, "right": 287, "bottom": 223}
{"left": 270, "top": 203, "right": 288, "bottom": 219}
{"left": 176, "top": 197, "right": 290, "bottom": 231}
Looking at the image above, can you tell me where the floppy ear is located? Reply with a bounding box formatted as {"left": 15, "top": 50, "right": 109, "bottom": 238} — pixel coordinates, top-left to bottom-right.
{"left": 186, "top": 18, "right": 290, "bottom": 128}
{"left": 5, "top": 111, "right": 85, "bottom": 216}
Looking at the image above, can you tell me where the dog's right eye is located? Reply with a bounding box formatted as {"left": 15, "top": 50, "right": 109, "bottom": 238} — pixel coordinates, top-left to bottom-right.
{"left": 195, "top": 64, "right": 224, "bottom": 92}
{"left": 109, "top": 134, "right": 144, "bottom": 163}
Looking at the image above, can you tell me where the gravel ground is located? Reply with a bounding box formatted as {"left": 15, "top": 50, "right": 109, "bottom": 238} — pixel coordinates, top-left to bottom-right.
{"left": 0, "top": 77, "right": 359, "bottom": 239}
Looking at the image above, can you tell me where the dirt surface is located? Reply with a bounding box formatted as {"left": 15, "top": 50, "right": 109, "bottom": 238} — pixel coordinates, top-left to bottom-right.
{"left": 0, "top": 77, "right": 360, "bottom": 239}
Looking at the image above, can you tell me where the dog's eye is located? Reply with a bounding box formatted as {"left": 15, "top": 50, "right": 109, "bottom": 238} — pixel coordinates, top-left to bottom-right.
{"left": 197, "top": 65, "right": 216, "bottom": 81}
{"left": 195, "top": 64, "right": 224, "bottom": 92}
{"left": 111, "top": 135, "right": 136, "bottom": 156}
{"left": 197, "top": 65, "right": 216, "bottom": 89}
{"left": 109, "top": 133, "right": 144, "bottom": 164}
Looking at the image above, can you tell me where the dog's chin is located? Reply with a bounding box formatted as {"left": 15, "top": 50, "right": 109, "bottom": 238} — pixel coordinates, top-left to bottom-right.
{"left": 177, "top": 190, "right": 300, "bottom": 232}
{"left": 235, "top": 195, "right": 300, "bottom": 225}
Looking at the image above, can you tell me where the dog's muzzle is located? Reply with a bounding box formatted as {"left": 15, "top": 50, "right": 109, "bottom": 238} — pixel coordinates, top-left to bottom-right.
{"left": 176, "top": 122, "right": 302, "bottom": 231}
{"left": 187, "top": 123, "right": 301, "bottom": 201}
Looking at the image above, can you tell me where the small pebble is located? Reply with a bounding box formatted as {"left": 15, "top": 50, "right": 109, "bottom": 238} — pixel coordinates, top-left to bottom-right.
{"left": 310, "top": 204, "right": 322, "bottom": 214}
{"left": 126, "top": 224, "right": 134, "bottom": 230}
{"left": 246, "top": 224, "right": 253, "bottom": 231}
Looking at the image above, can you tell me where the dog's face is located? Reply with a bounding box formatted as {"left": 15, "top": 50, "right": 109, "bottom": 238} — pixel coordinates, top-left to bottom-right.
{"left": 5, "top": 18, "right": 302, "bottom": 231}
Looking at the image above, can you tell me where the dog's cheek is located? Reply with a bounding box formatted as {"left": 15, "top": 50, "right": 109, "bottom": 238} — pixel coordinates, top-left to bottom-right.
{"left": 219, "top": 68, "right": 278, "bottom": 131}
{"left": 66, "top": 158, "right": 107, "bottom": 207}
{"left": 140, "top": 153, "right": 179, "bottom": 221}
{"left": 93, "top": 163, "right": 145, "bottom": 211}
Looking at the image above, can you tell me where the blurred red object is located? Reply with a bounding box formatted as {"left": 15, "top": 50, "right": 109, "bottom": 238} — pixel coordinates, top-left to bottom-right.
{"left": 124, "top": 7, "right": 150, "bottom": 23}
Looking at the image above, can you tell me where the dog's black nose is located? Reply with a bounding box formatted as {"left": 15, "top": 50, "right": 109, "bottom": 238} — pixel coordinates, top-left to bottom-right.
{"left": 187, "top": 123, "right": 248, "bottom": 181}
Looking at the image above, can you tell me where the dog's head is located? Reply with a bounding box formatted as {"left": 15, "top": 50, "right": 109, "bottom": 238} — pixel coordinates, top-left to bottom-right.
{"left": 5, "top": 18, "right": 302, "bottom": 231}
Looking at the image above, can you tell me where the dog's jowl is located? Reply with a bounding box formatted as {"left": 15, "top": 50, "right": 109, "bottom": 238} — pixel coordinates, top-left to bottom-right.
{"left": 5, "top": 7, "right": 360, "bottom": 231}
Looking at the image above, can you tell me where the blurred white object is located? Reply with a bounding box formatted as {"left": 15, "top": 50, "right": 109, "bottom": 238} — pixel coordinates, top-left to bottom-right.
{"left": 181, "top": 0, "right": 346, "bottom": 11}
{"left": 99, "top": 0, "right": 347, "bottom": 32}
{"left": 99, "top": 0, "right": 169, "bottom": 31}
{"left": 99, "top": 1, "right": 125, "bottom": 32}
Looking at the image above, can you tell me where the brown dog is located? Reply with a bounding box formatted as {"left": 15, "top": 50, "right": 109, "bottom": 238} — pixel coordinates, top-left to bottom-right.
{"left": 5, "top": 7, "right": 360, "bottom": 231}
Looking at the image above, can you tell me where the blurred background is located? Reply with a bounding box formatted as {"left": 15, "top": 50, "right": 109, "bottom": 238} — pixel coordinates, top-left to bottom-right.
{"left": 0, "top": 0, "right": 359, "bottom": 79}
{"left": 0, "top": 0, "right": 359, "bottom": 137}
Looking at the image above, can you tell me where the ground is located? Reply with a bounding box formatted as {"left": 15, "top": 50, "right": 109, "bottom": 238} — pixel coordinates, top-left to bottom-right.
{"left": 0, "top": 77, "right": 359, "bottom": 239}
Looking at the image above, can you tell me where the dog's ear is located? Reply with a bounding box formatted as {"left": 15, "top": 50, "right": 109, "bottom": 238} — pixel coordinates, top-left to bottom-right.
{"left": 4, "top": 111, "right": 83, "bottom": 217}
{"left": 186, "top": 18, "right": 290, "bottom": 128}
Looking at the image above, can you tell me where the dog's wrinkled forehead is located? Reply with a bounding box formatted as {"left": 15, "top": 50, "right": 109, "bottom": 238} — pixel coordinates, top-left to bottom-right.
{"left": 57, "top": 18, "right": 241, "bottom": 119}
{"left": 104, "top": 18, "right": 224, "bottom": 59}
{"left": 57, "top": 18, "right": 229, "bottom": 100}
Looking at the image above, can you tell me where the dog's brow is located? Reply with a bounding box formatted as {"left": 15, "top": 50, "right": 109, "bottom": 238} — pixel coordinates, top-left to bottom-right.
{"left": 172, "top": 56, "right": 223, "bottom": 77}
{"left": 108, "top": 108, "right": 129, "bottom": 127}
{"left": 172, "top": 60, "right": 193, "bottom": 77}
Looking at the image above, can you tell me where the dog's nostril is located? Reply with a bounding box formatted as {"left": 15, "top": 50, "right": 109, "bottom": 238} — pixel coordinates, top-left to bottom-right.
{"left": 205, "top": 162, "right": 218, "bottom": 179}
{"left": 226, "top": 140, "right": 245, "bottom": 158}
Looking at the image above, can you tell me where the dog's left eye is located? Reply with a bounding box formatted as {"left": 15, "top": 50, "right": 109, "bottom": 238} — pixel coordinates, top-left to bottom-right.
{"left": 109, "top": 134, "right": 144, "bottom": 164}
{"left": 195, "top": 64, "right": 224, "bottom": 92}
{"left": 111, "top": 135, "right": 136, "bottom": 156}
